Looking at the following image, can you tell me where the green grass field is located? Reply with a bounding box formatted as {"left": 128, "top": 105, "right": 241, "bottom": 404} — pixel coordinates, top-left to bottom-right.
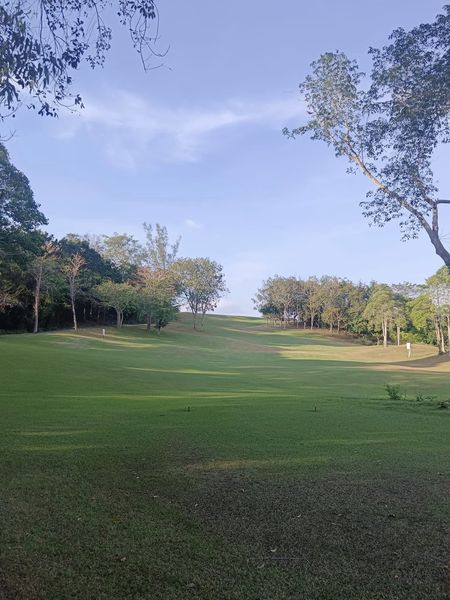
{"left": 1, "top": 314, "right": 449, "bottom": 599}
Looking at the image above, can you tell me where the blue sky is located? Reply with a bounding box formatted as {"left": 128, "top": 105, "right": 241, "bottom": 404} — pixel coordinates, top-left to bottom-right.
{"left": 6, "top": 0, "right": 450, "bottom": 315}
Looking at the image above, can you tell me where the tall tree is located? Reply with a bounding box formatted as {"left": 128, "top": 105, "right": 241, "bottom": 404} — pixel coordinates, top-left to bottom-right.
{"left": 344, "top": 283, "right": 371, "bottom": 336}
{"left": 142, "top": 223, "right": 180, "bottom": 271}
{"left": 63, "top": 253, "right": 85, "bottom": 331}
{"left": 95, "top": 280, "right": 136, "bottom": 328}
{"left": 174, "top": 258, "right": 227, "bottom": 329}
{"left": 0, "top": 1, "right": 163, "bottom": 123}
{"left": 392, "top": 295, "right": 409, "bottom": 346}
{"left": 30, "top": 240, "right": 57, "bottom": 333}
{"left": 426, "top": 267, "right": 450, "bottom": 354}
{"left": 100, "top": 233, "right": 143, "bottom": 281}
{"left": 253, "top": 276, "right": 303, "bottom": 328}
{"left": 59, "top": 234, "right": 122, "bottom": 323}
{"left": 135, "top": 267, "right": 178, "bottom": 333}
{"left": 284, "top": 6, "right": 450, "bottom": 268}
{"left": 304, "top": 277, "right": 322, "bottom": 330}
{"left": 0, "top": 143, "right": 47, "bottom": 298}
{"left": 320, "top": 276, "right": 348, "bottom": 335}
{"left": 363, "top": 285, "right": 395, "bottom": 347}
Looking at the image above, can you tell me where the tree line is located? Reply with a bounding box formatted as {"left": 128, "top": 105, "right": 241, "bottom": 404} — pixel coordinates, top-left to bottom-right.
{"left": 253, "top": 271, "right": 450, "bottom": 354}
{"left": 0, "top": 145, "right": 227, "bottom": 333}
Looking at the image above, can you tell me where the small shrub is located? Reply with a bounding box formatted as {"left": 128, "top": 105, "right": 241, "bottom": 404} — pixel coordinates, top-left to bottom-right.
{"left": 385, "top": 384, "right": 404, "bottom": 401}
{"left": 416, "top": 393, "right": 437, "bottom": 402}
{"left": 437, "top": 401, "right": 449, "bottom": 410}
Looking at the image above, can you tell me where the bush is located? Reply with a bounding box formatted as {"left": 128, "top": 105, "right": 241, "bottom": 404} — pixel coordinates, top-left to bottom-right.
{"left": 416, "top": 393, "right": 437, "bottom": 402}
{"left": 385, "top": 384, "right": 405, "bottom": 401}
{"left": 437, "top": 401, "right": 449, "bottom": 410}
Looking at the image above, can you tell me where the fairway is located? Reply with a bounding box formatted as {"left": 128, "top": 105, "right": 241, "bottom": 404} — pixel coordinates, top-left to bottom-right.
{"left": 1, "top": 315, "right": 449, "bottom": 599}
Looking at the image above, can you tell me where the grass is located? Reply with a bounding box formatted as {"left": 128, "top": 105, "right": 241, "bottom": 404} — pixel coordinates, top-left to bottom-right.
{"left": 0, "top": 314, "right": 449, "bottom": 599}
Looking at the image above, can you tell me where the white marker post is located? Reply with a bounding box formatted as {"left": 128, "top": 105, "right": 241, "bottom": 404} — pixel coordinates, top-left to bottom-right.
{"left": 406, "top": 341, "right": 411, "bottom": 358}
{"left": 102, "top": 328, "right": 106, "bottom": 337}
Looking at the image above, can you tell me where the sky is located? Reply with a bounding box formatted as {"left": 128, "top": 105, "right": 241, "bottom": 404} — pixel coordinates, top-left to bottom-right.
{"left": 5, "top": 0, "right": 450, "bottom": 315}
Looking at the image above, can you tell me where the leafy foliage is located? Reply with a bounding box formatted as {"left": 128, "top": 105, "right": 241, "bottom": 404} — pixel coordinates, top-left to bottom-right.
{"left": 174, "top": 257, "right": 227, "bottom": 329}
{"left": 95, "top": 280, "right": 136, "bottom": 328}
{"left": 135, "top": 267, "right": 178, "bottom": 332}
{"left": 0, "top": 0, "right": 162, "bottom": 121}
{"left": 385, "top": 384, "right": 404, "bottom": 401}
{"left": 284, "top": 6, "right": 450, "bottom": 266}
{"left": 142, "top": 223, "right": 181, "bottom": 271}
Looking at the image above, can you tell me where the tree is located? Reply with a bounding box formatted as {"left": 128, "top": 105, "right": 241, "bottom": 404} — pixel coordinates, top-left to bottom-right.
{"left": 320, "top": 276, "right": 349, "bottom": 335}
{"left": 284, "top": 6, "right": 450, "bottom": 268}
{"left": 0, "top": 1, "right": 163, "bottom": 123}
{"left": 363, "top": 285, "right": 395, "bottom": 347}
{"left": 174, "top": 258, "right": 227, "bottom": 329}
{"left": 135, "top": 267, "right": 178, "bottom": 333}
{"left": 409, "top": 293, "right": 436, "bottom": 346}
{"left": 426, "top": 267, "right": 450, "bottom": 354}
{"left": 253, "top": 276, "right": 303, "bottom": 328}
{"left": 304, "top": 277, "right": 322, "bottom": 330}
{"left": 0, "top": 143, "right": 47, "bottom": 237}
{"left": 100, "top": 233, "right": 143, "bottom": 281}
{"left": 344, "top": 283, "right": 371, "bottom": 336}
{"left": 95, "top": 280, "right": 136, "bottom": 328}
{"left": 58, "top": 234, "right": 122, "bottom": 324}
{"left": 0, "top": 285, "right": 20, "bottom": 312}
{"left": 392, "top": 296, "right": 408, "bottom": 346}
{"left": 0, "top": 143, "right": 47, "bottom": 286}
{"left": 142, "top": 223, "right": 180, "bottom": 271}
{"left": 0, "top": 143, "right": 47, "bottom": 323}
{"left": 30, "top": 240, "right": 57, "bottom": 333}
{"left": 63, "top": 253, "right": 85, "bottom": 331}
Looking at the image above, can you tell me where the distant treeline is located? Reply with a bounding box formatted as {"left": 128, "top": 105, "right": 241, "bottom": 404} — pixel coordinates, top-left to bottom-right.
{"left": 253, "top": 273, "right": 450, "bottom": 353}
{"left": 0, "top": 145, "right": 226, "bottom": 333}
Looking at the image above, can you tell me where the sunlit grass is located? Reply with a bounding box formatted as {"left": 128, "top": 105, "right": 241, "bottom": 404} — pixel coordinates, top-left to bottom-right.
{"left": 0, "top": 313, "right": 449, "bottom": 599}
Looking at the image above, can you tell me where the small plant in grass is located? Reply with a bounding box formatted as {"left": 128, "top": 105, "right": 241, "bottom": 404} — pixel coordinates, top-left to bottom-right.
{"left": 416, "top": 393, "right": 437, "bottom": 402}
{"left": 385, "top": 384, "right": 406, "bottom": 401}
{"left": 437, "top": 400, "right": 449, "bottom": 410}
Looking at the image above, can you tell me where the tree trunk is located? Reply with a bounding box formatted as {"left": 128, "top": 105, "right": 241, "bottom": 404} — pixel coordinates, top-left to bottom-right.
{"left": 427, "top": 227, "right": 450, "bottom": 270}
{"left": 337, "top": 319, "right": 341, "bottom": 335}
{"left": 33, "top": 273, "right": 42, "bottom": 333}
{"left": 146, "top": 315, "right": 151, "bottom": 331}
{"left": 71, "top": 297, "right": 78, "bottom": 331}
{"left": 440, "top": 323, "right": 446, "bottom": 354}
{"left": 435, "top": 317, "right": 443, "bottom": 354}
{"left": 116, "top": 309, "right": 123, "bottom": 328}
{"left": 310, "top": 313, "right": 314, "bottom": 330}
{"left": 396, "top": 325, "right": 400, "bottom": 346}
{"left": 447, "top": 314, "right": 450, "bottom": 357}
{"left": 382, "top": 320, "right": 388, "bottom": 348}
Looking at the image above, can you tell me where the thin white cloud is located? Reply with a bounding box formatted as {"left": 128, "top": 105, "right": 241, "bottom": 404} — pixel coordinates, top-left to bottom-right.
{"left": 184, "top": 218, "right": 202, "bottom": 230}
{"left": 58, "top": 91, "right": 305, "bottom": 167}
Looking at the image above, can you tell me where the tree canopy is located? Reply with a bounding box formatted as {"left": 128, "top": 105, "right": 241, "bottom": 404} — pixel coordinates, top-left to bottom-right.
{"left": 284, "top": 5, "right": 450, "bottom": 268}
{"left": 0, "top": 0, "right": 162, "bottom": 122}
{"left": 174, "top": 257, "right": 227, "bottom": 329}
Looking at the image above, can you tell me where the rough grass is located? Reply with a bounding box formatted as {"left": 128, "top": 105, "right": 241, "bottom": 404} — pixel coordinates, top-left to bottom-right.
{"left": 0, "top": 314, "right": 449, "bottom": 599}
